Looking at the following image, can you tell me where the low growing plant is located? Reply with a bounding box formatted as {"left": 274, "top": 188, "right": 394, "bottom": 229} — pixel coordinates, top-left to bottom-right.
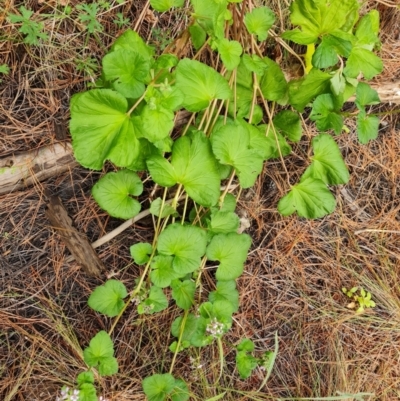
{"left": 8, "top": 6, "right": 49, "bottom": 45}
{"left": 343, "top": 286, "right": 376, "bottom": 313}
{"left": 66, "top": 0, "right": 383, "bottom": 399}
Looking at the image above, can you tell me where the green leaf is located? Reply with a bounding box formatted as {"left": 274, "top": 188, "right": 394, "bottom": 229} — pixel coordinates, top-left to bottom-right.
{"left": 157, "top": 224, "right": 207, "bottom": 275}
{"left": 102, "top": 50, "right": 149, "bottom": 98}
{"left": 206, "top": 233, "right": 252, "bottom": 280}
{"left": 344, "top": 47, "right": 383, "bottom": 80}
{"left": 259, "top": 57, "right": 288, "bottom": 102}
{"left": 281, "top": 29, "right": 317, "bottom": 45}
{"left": 130, "top": 242, "right": 153, "bottom": 265}
{"left": 244, "top": 6, "right": 275, "bottom": 41}
{"left": 209, "top": 280, "right": 239, "bottom": 312}
{"left": 171, "top": 314, "right": 199, "bottom": 343}
{"left": 189, "top": 23, "right": 207, "bottom": 50}
{"left": 191, "top": 0, "right": 228, "bottom": 39}
{"left": 142, "top": 373, "right": 176, "bottom": 401}
{"left": 228, "top": 84, "right": 263, "bottom": 124}
{"left": 138, "top": 286, "right": 168, "bottom": 314}
{"left": 150, "top": 198, "right": 179, "bottom": 218}
{"left": 173, "top": 132, "right": 221, "bottom": 206}
{"left": 355, "top": 10, "right": 380, "bottom": 49}
{"left": 171, "top": 279, "right": 196, "bottom": 310}
{"left": 150, "top": 0, "right": 184, "bottom": 12}
{"left": 309, "top": 94, "right": 343, "bottom": 134}
{"left": 148, "top": 131, "right": 221, "bottom": 206}
{"left": 253, "top": 124, "right": 292, "bottom": 160}
{"left": 236, "top": 351, "right": 258, "bottom": 379}
{"left": 77, "top": 371, "right": 94, "bottom": 386}
{"left": 200, "top": 300, "right": 235, "bottom": 321}
{"left": 146, "top": 155, "right": 177, "bottom": 187}
{"left": 273, "top": 110, "right": 302, "bottom": 142}
{"left": 208, "top": 210, "right": 240, "bottom": 234}
{"left": 241, "top": 54, "right": 266, "bottom": 76}
{"left": 92, "top": 170, "right": 143, "bottom": 219}
{"left": 78, "top": 383, "right": 98, "bottom": 401}
{"left": 288, "top": 69, "right": 331, "bottom": 112}
{"left": 111, "top": 29, "right": 154, "bottom": 61}
{"left": 283, "top": 0, "right": 359, "bottom": 44}
{"left": 0, "top": 64, "right": 10, "bottom": 75}
{"left": 301, "top": 134, "right": 349, "bottom": 185}
{"left": 139, "top": 105, "right": 174, "bottom": 143}
{"left": 70, "top": 89, "right": 140, "bottom": 170}
{"left": 150, "top": 255, "right": 180, "bottom": 288}
{"left": 312, "top": 37, "right": 339, "bottom": 69}
{"left": 357, "top": 110, "right": 379, "bottom": 144}
{"left": 355, "top": 82, "right": 380, "bottom": 109}
{"left": 88, "top": 280, "right": 127, "bottom": 317}
{"left": 170, "top": 379, "right": 190, "bottom": 401}
{"left": 219, "top": 193, "right": 237, "bottom": 212}
{"left": 154, "top": 54, "right": 179, "bottom": 71}
{"left": 217, "top": 39, "right": 242, "bottom": 71}
{"left": 175, "top": 58, "right": 231, "bottom": 111}
{"left": 237, "top": 338, "right": 255, "bottom": 352}
{"left": 211, "top": 123, "right": 264, "bottom": 188}
{"left": 278, "top": 177, "right": 336, "bottom": 219}
{"left": 83, "top": 331, "right": 118, "bottom": 376}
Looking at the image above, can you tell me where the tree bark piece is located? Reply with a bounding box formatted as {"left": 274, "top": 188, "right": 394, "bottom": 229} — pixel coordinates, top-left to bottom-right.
{"left": 45, "top": 193, "right": 104, "bottom": 277}
{"left": 0, "top": 142, "right": 77, "bottom": 195}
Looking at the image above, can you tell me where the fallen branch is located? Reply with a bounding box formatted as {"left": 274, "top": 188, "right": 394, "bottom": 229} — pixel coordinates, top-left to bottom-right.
{"left": 0, "top": 142, "right": 77, "bottom": 195}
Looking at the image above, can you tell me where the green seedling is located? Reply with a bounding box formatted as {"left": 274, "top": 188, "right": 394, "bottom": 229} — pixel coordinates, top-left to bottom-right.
{"left": 342, "top": 286, "right": 376, "bottom": 313}
{"left": 76, "top": 3, "right": 103, "bottom": 33}
{"left": 8, "top": 6, "right": 49, "bottom": 45}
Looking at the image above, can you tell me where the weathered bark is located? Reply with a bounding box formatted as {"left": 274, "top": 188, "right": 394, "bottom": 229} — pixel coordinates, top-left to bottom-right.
{"left": 0, "top": 142, "right": 77, "bottom": 195}
{"left": 45, "top": 192, "right": 104, "bottom": 276}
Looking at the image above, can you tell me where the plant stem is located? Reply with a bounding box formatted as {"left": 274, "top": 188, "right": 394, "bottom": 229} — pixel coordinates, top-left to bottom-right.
{"left": 169, "top": 310, "right": 189, "bottom": 374}
{"left": 214, "top": 337, "right": 225, "bottom": 384}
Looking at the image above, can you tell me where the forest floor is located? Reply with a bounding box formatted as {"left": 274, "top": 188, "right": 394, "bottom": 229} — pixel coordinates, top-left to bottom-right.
{"left": 1, "top": 1, "right": 400, "bottom": 400}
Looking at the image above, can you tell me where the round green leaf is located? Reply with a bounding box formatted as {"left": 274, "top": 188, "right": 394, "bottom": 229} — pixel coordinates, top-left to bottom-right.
{"left": 92, "top": 170, "right": 143, "bottom": 219}
{"left": 70, "top": 89, "right": 141, "bottom": 170}
{"left": 103, "top": 49, "right": 149, "bottom": 98}
{"left": 142, "top": 374, "right": 176, "bottom": 401}
{"left": 175, "top": 58, "right": 231, "bottom": 111}
{"left": 88, "top": 280, "right": 127, "bottom": 317}
{"left": 244, "top": 7, "right": 275, "bottom": 41}
{"left": 278, "top": 177, "right": 336, "bottom": 219}
{"left": 157, "top": 224, "right": 207, "bottom": 274}
{"left": 171, "top": 379, "right": 190, "bottom": 401}
{"left": 206, "top": 232, "right": 252, "bottom": 280}
{"left": 130, "top": 242, "right": 153, "bottom": 265}
{"left": 217, "top": 39, "right": 242, "bottom": 71}
{"left": 83, "top": 331, "right": 118, "bottom": 376}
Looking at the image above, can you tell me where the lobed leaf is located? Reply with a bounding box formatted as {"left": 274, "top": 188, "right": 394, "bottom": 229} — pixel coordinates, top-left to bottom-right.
{"left": 83, "top": 331, "right": 118, "bottom": 376}
{"left": 92, "top": 170, "right": 143, "bottom": 219}
{"left": 278, "top": 177, "right": 336, "bottom": 219}
{"left": 88, "top": 280, "right": 127, "bottom": 317}
{"left": 175, "top": 58, "right": 231, "bottom": 111}
{"left": 301, "top": 134, "right": 349, "bottom": 185}
{"left": 157, "top": 224, "right": 207, "bottom": 275}
{"left": 206, "top": 232, "right": 252, "bottom": 280}
{"left": 70, "top": 89, "right": 140, "bottom": 170}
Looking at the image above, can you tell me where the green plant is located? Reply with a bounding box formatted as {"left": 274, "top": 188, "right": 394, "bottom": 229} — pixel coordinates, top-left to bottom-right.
{"left": 342, "top": 286, "right": 376, "bottom": 313}
{"left": 76, "top": 3, "right": 103, "bottom": 34}
{"left": 8, "top": 6, "right": 49, "bottom": 45}
{"left": 113, "top": 12, "right": 130, "bottom": 29}
{"left": 66, "top": 0, "right": 383, "bottom": 399}
{"left": 0, "top": 64, "right": 9, "bottom": 83}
